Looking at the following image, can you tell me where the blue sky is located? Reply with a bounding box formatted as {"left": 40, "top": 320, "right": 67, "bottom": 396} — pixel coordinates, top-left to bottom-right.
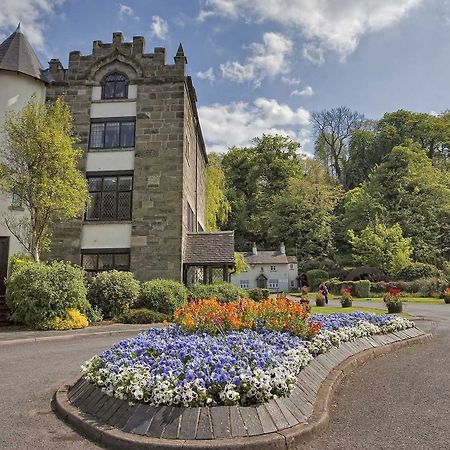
{"left": 1, "top": 0, "right": 449, "bottom": 154}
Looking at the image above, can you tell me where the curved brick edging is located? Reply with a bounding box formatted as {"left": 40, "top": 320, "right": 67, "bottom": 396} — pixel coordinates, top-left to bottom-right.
{"left": 52, "top": 327, "right": 432, "bottom": 450}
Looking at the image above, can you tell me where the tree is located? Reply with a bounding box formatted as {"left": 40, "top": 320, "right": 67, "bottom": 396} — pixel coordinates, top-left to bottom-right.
{"left": 311, "top": 106, "right": 365, "bottom": 183}
{"left": 1, "top": 97, "right": 89, "bottom": 261}
{"left": 222, "top": 134, "right": 303, "bottom": 249}
{"left": 205, "top": 153, "right": 231, "bottom": 231}
{"left": 348, "top": 222, "right": 412, "bottom": 277}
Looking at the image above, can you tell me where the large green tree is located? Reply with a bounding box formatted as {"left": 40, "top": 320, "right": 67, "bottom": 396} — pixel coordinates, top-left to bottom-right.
{"left": 1, "top": 97, "right": 89, "bottom": 261}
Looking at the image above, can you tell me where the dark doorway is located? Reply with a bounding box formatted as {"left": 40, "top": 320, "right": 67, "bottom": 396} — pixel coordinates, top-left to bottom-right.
{"left": 0, "top": 237, "right": 9, "bottom": 297}
{"left": 256, "top": 274, "right": 267, "bottom": 289}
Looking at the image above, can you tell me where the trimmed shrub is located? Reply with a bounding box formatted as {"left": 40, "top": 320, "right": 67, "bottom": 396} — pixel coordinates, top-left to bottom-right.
{"left": 120, "top": 308, "right": 170, "bottom": 324}
{"left": 261, "top": 289, "right": 270, "bottom": 299}
{"left": 189, "top": 282, "right": 248, "bottom": 303}
{"left": 138, "top": 279, "right": 188, "bottom": 315}
{"left": 88, "top": 270, "right": 140, "bottom": 319}
{"left": 36, "top": 308, "right": 89, "bottom": 330}
{"left": 354, "top": 280, "right": 371, "bottom": 298}
{"left": 306, "top": 270, "right": 329, "bottom": 291}
{"left": 6, "top": 260, "right": 89, "bottom": 328}
{"left": 370, "top": 277, "right": 446, "bottom": 297}
{"left": 247, "top": 288, "right": 264, "bottom": 301}
{"left": 396, "top": 262, "right": 439, "bottom": 281}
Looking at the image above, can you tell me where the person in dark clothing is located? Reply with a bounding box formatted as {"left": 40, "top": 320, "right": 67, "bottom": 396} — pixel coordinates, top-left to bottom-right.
{"left": 299, "top": 273, "right": 308, "bottom": 289}
{"left": 319, "top": 283, "right": 329, "bottom": 304}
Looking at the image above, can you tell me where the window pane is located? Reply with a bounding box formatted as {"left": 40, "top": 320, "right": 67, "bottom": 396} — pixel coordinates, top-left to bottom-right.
{"left": 118, "top": 176, "right": 132, "bottom": 191}
{"left": 120, "top": 122, "right": 135, "bottom": 147}
{"left": 82, "top": 254, "right": 97, "bottom": 270}
{"left": 86, "top": 192, "right": 101, "bottom": 220}
{"left": 103, "top": 177, "right": 118, "bottom": 191}
{"left": 114, "top": 253, "right": 130, "bottom": 271}
{"left": 101, "top": 192, "right": 116, "bottom": 220}
{"left": 103, "top": 81, "right": 115, "bottom": 99}
{"left": 88, "top": 177, "right": 102, "bottom": 191}
{"left": 98, "top": 254, "right": 114, "bottom": 270}
{"left": 117, "top": 192, "right": 132, "bottom": 220}
{"left": 90, "top": 123, "right": 105, "bottom": 148}
{"left": 104, "top": 122, "right": 120, "bottom": 148}
{"left": 114, "top": 81, "right": 127, "bottom": 98}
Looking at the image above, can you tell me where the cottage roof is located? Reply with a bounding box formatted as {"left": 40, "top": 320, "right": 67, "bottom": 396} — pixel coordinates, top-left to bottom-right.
{"left": 0, "top": 24, "right": 44, "bottom": 81}
{"left": 184, "top": 231, "right": 235, "bottom": 265}
{"left": 241, "top": 250, "right": 298, "bottom": 265}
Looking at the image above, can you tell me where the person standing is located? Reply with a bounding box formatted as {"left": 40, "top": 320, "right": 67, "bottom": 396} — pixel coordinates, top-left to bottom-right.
{"left": 319, "top": 283, "right": 329, "bottom": 304}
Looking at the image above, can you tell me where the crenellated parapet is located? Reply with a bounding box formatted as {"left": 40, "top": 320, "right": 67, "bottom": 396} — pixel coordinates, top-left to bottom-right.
{"left": 47, "top": 32, "right": 187, "bottom": 85}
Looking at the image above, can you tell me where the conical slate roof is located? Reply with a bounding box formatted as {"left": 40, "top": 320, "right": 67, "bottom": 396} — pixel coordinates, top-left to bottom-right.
{"left": 0, "top": 24, "right": 43, "bottom": 80}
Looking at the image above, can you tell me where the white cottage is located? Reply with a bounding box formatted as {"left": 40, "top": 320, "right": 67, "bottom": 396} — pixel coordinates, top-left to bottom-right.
{"left": 231, "top": 243, "right": 298, "bottom": 293}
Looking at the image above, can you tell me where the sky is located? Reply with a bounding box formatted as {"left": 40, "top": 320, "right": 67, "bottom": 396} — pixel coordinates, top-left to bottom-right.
{"left": 1, "top": 0, "right": 450, "bottom": 154}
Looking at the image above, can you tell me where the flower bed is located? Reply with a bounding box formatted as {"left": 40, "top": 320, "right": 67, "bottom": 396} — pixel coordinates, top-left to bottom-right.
{"left": 82, "top": 304, "right": 414, "bottom": 408}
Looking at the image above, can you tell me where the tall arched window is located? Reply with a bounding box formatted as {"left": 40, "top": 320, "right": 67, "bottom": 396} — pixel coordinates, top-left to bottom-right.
{"left": 102, "top": 72, "right": 129, "bottom": 99}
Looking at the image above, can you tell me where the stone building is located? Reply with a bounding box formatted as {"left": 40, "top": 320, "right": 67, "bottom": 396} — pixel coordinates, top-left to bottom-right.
{"left": 0, "top": 29, "right": 234, "bottom": 287}
{"left": 231, "top": 243, "right": 298, "bottom": 293}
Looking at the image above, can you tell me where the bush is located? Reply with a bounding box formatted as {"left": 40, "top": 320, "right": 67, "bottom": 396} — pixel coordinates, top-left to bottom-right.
{"left": 120, "top": 308, "right": 170, "bottom": 324}
{"left": 354, "top": 280, "right": 371, "bottom": 298}
{"left": 396, "top": 262, "right": 439, "bottom": 281}
{"left": 138, "top": 279, "right": 188, "bottom": 315}
{"left": 325, "top": 279, "right": 371, "bottom": 298}
{"left": 36, "top": 308, "right": 89, "bottom": 330}
{"left": 6, "top": 260, "right": 89, "bottom": 328}
{"left": 189, "top": 282, "right": 249, "bottom": 303}
{"left": 88, "top": 270, "right": 140, "bottom": 319}
{"left": 247, "top": 288, "right": 269, "bottom": 302}
{"left": 306, "top": 270, "right": 329, "bottom": 291}
{"left": 370, "top": 277, "right": 446, "bottom": 297}
{"left": 85, "top": 305, "right": 104, "bottom": 324}
{"left": 8, "top": 254, "right": 33, "bottom": 274}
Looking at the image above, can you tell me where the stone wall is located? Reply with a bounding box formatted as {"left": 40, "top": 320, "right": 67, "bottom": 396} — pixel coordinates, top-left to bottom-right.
{"left": 45, "top": 33, "right": 207, "bottom": 281}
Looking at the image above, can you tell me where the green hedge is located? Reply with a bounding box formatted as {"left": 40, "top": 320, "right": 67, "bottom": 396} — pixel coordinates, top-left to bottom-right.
{"left": 306, "top": 270, "right": 329, "bottom": 291}
{"left": 6, "top": 260, "right": 89, "bottom": 327}
{"left": 371, "top": 277, "right": 446, "bottom": 297}
{"left": 396, "top": 262, "right": 439, "bottom": 281}
{"left": 138, "top": 279, "right": 188, "bottom": 315}
{"left": 325, "top": 279, "right": 371, "bottom": 298}
{"left": 189, "top": 282, "right": 249, "bottom": 302}
{"left": 120, "top": 308, "right": 170, "bottom": 324}
{"left": 88, "top": 270, "right": 140, "bottom": 319}
{"left": 247, "top": 288, "right": 270, "bottom": 301}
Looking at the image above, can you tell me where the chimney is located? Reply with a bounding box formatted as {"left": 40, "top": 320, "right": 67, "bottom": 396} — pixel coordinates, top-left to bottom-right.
{"left": 280, "top": 242, "right": 286, "bottom": 254}
{"left": 252, "top": 243, "right": 257, "bottom": 255}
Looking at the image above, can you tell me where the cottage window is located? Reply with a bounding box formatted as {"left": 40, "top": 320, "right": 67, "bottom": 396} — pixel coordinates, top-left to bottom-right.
{"left": 240, "top": 280, "right": 249, "bottom": 289}
{"left": 102, "top": 72, "right": 129, "bottom": 99}
{"left": 270, "top": 265, "right": 276, "bottom": 271}
{"left": 289, "top": 263, "right": 294, "bottom": 270}
{"left": 89, "top": 119, "right": 135, "bottom": 149}
{"left": 82, "top": 249, "right": 130, "bottom": 276}
{"left": 85, "top": 173, "right": 133, "bottom": 221}
{"left": 269, "top": 279, "right": 279, "bottom": 289}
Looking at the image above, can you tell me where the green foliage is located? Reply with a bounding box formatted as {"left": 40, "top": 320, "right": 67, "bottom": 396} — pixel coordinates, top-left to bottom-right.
{"left": 1, "top": 97, "right": 90, "bottom": 261}
{"left": 120, "top": 308, "right": 170, "bottom": 324}
{"left": 85, "top": 305, "right": 104, "bottom": 324}
{"left": 306, "top": 269, "right": 329, "bottom": 291}
{"left": 138, "top": 279, "right": 188, "bottom": 315}
{"left": 205, "top": 153, "right": 231, "bottom": 231}
{"left": 325, "top": 279, "right": 371, "bottom": 298}
{"left": 234, "top": 252, "right": 249, "bottom": 274}
{"left": 396, "top": 262, "right": 440, "bottom": 281}
{"left": 348, "top": 222, "right": 412, "bottom": 277}
{"left": 247, "top": 288, "right": 269, "bottom": 301}
{"left": 88, "top": 270, "right": 140, "bottom": 319}
{"left": 8, "top": 254, "right": 33, "bottom": 274}
{"left": 6, "top": 260, "right": 89, "bottom": 327}
{"left": 189, "top": 282, "right": 249, "bottom": 302}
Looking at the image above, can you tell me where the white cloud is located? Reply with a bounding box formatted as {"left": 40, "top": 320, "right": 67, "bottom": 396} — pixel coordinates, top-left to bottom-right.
{"left": 197, "top": 67, "right": 216, "bottom": 82}
{"left": 302, "top": 43, "right": 325, "bottom": 65}
{"left": 200, "top": 0, "right": 422, "bottom": 59}
{"left": 150, "top": 15, "right": 169, "bottom": 40}
{"left": 119, "top": 4, "right": 138, "bottom": 20}
{"left": 198, "top": 98, "right": 311, "bottom": 153}
{"left": 220, "top": 32, "right": 293, "bottom": 85}
{"left": 290, "top": 86, "right": 314, "bottom": 97}
{"left": 0, "top": 0, "right": 64, "bottom": 50}
{"left": 281, "top": 76, "right": 301, "bottom": 85}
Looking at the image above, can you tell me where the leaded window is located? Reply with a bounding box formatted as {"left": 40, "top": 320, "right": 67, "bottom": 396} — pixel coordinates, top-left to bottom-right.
{"left": 85, "top": 173, "right": 133, "bottom": 221}
{"left": 82, "top": 250, "right": 130, "bottom": 276}
{"left": 102, "top": 72, "right": 129, "bottom": 99}
{"left": 89, "top": 119, "right": 135, "bottom": 149}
